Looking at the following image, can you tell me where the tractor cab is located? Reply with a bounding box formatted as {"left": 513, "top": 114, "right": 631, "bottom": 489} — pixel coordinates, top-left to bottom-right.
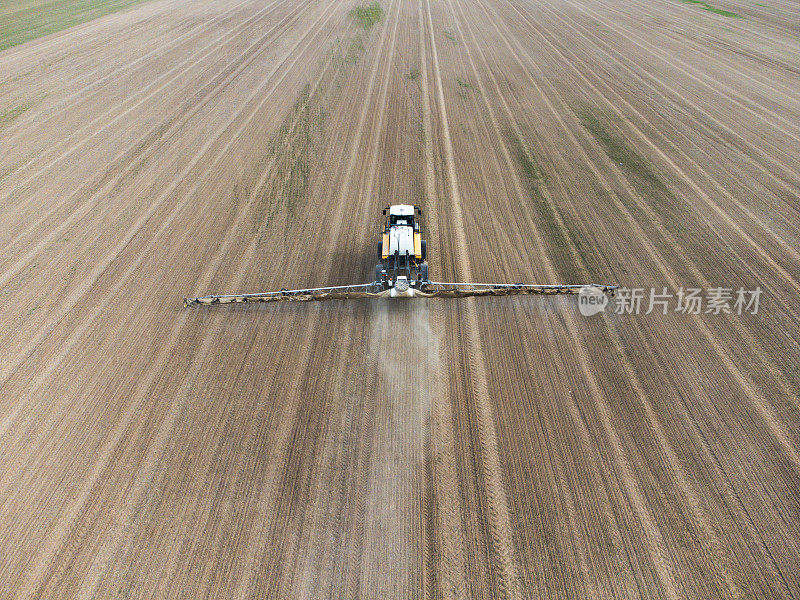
{"left": 390, "top": 214, "right": 412, "bottom": 226}
{"left": 384, "top": 204, "right": 420, "bottom": 231}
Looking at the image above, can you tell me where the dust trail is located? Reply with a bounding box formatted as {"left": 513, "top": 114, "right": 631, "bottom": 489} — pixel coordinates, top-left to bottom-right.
{"left": 362, "top": 298, "right": 440, "bottom": 598}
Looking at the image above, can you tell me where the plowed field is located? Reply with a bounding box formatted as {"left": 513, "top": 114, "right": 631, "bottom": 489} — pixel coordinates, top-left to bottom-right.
{"left": 1, "top": 0, "right": 799, "bottom": 597}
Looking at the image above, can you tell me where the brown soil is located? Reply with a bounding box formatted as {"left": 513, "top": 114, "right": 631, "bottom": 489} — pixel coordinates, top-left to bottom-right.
{"left": 1, "top": 0, "right": 799, "bottom": 598}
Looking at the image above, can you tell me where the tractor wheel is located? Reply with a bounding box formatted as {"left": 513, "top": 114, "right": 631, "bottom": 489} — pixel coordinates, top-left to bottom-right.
{"left": 378, "top": 242, "right": 383, "bottom": 259}
{"left": 421, "top": 240, "right": 427, "bottom": 261}
{"left": 375, "top": 263, "right": 384, "bottom": 283}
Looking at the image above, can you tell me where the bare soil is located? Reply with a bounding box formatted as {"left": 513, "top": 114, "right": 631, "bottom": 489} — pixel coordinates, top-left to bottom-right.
{"left": 1, "top": 0, "right": 799, "bottom": 598}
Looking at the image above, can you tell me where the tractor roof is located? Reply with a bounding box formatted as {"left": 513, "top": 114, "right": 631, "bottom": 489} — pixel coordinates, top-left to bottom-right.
{"left": 388, "top": 204, "right": 415, "bottom": 216}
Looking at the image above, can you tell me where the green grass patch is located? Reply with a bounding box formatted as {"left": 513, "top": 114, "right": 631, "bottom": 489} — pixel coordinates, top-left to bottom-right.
{"left": 0, "top": 103, "right": 30, "bottom": 126}
{"left": 349, "top": 1, "right": 384, "bottom": 30}
{"left": 507, "top": 131, "right": 544, "bottom": 181}
{"left": 578, "top": 112, "right": 671, "bottom": 198}
{"left": 344, "top": 35, "right": 364, "bottom": 63}
{"left": 505, "top": 130, "right": 600, "bottom": 282}
{"left": 578, "top": 109, "right": 694, "bottom": 240}
{"left": 406, "top": 68, "right": 420, "bottom": 81}
{"left": 0, "top": 167, "right": 14, "bottom": 183}
{"left": 455, "top": 77, "right": 475, "bottom": 99}
{"left": 444, "top": 30, "right": 456, "bottom": 41}
{"left": 252, "top": 84, "right": 325, "bottom": 236}
{"left": 578, "top": 109, "right": 739, "bottom": 284}
{"left": 0, "top": 0, "right": 154, "bottom": 52}
{"left": 679, "top": 0, "right": 741, "bottom": 17}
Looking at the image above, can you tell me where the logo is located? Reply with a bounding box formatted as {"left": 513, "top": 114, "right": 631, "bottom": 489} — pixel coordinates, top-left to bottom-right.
{"left": 578, "top": 285, "right": 608, "bottom": 316}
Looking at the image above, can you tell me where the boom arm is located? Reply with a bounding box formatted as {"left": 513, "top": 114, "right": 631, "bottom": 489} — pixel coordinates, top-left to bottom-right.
{"left": 184, "top": 281, "right": 617, "bottom": 306}
{"left": 416, "top": 282, "right": 617, "bottom": 298}
{"left": 184, "top": 283, "right": 384, "bottom": 306}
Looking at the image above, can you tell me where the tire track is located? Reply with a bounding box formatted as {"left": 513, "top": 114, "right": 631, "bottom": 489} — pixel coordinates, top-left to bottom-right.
{"left": 501, "top": 0, "right": 800, "bottom": 345}
{"left": 0, "top": 9, "right": 344, "bottom": 506}
{"left": 229, "top": 56, "right": 391, "bottom": 589}
{"left": 529, "top": 0, "right": 800, "bottom": 279}
{"left": 10, "top": 4, "right": 347, "bottom": 594}
{"left": 612, "top": 0, "right": 800, "bottom": 105}
{"left": 518, "top": 0, "right": 800, "bottom": 403}
{"left": 666, "top": 375, "right": 796, "bottom": 598}
{"left": 0, "top": 0, "right": 299, "bottom": 261}
{"left": 224, "top": 304, "right": 324, "bottom": 600}
{"left": 0, "top": 0, "right": 291, "bottom": 226}
{"left": 228, "top": 2, "right": 409, "bottom": 595}
{"left": 525, "top": 2, "right": 800, "bottom": 205}
{"left": 0, "top": 0, "right": 183, "bottom": 67}
{"left": 2, "top": 1, "right": 798, "bottom": 597}
{"left": 0, "top": 0, "right": 257, "bottom": 142}
{"left": 288, "top": 2, "right": 406, "bottom": 593}
{"left": 494, "top": 0, "right": 800, "bottom": 466}
{"left": 464, "top": 2, "right": 755, "bottom": 563}
{"left": 488, "top": 302, "right": 611, "bottom": 596}
{"left": 423, "top": 0, "right": 521, "bottom": 596}
{"left": 558, "top": 0, "right": 800, "bottom": 188}
{"left": 348, "top": 5, "right": 415, "bottom": 596}
{"left": 362, "top": 302, "right": 424, "bottom": 598}
{"left": 438, "top": 0, "right": 695, "bottom": 596}
{"left": 0, "top": 0, "right": 298, "bottom": 262}
{"left": 575, "top": 0, "right": 800, "bottom": 143}
{"left": 450, "top": 2, "right": 660, "bottom": 597}
{"left": 0, "top": 0, "right": 341, "bottom": 438}
{"left": 417, "top": 0, "right": 468, "bottom": 596}
{"left": 255, "top": 53, "right": 397, "bottom": 591}
{"left": 347, "top": 4, "right": 440, "bottom": 596}
{"left": 228, "top": 67, "right": 379, "bottom": 589}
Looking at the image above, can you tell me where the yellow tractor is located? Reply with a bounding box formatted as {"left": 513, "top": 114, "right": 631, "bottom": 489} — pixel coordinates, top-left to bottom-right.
{"left": 375, "top": 204, "right": 428, "bottom": 297}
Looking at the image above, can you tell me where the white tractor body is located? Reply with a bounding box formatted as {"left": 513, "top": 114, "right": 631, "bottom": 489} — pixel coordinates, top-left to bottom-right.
{"left": 387, "top": 224, "right": 414, "bottom": 256}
